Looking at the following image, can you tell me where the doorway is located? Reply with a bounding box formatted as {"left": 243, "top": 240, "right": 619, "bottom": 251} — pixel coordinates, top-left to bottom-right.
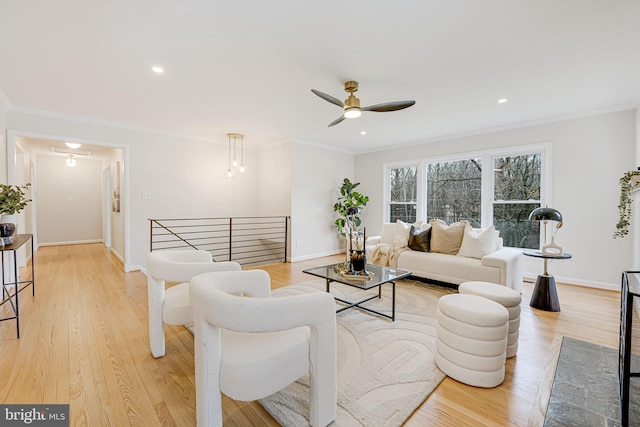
{"left": 6, "top": 130, "right": 130, "bottom": 271}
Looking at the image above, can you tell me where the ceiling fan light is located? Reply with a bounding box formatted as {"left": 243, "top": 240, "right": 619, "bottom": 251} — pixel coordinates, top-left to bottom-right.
{"left": 65, "top": 142, "right": 82, "bottom": 149}
{"left": 344, "top": 107, "right": 362, "bottom": 119}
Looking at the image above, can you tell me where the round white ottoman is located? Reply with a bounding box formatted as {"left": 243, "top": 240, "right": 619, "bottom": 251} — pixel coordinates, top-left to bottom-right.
{"left": 458, "top": 281, "right": 522, "bottom": 358}
{"left": 435, "top": 294, "right": 509, "bottom": 388}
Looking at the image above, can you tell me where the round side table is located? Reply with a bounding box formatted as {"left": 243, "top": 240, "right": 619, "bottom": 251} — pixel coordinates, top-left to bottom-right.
{"left": 523, "top": 250, "right": 572, "bottom": 312}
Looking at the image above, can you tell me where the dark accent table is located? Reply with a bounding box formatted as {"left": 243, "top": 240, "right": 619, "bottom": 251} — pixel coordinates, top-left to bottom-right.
{"left": 303, "top": 263, "right": 411, "bottom": 321}
{"left": 0, "top": 234, "right": 35, "bottom": 338}
{"left": 619, "top": 271, "right": 640, "bottom": 427}
{"left": 523, "top": 250, "right": 572, "bottom": 312}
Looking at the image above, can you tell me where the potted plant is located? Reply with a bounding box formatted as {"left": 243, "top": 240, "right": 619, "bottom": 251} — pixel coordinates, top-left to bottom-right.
{"left": 0, "top": 183, "right": 32, "bottom": 244}
{"left": 614, "top": 170, "right": 640, "bottom": 239}
{"left": 333, "top": 178, "right": 369, "bottom": 271}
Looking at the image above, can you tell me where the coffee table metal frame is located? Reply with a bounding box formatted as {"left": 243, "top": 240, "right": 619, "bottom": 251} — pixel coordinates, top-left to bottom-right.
{"left": 303, "top": 263, "right": 411, "bottom": 321}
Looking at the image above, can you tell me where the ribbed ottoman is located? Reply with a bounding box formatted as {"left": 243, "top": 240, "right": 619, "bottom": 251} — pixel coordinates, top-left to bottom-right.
{"left": 458, "top": 281, "right": 522, "bottom": 358}
{"left": 435, "top": 294, "right": 509, "bottom": 388}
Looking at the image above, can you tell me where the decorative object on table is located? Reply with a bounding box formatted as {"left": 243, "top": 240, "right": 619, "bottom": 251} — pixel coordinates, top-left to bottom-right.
{"left": 0, "top": 183, "right": 31, "bottom": 246}
{"left": 346, "top": 208, "right": 368, "bottom": 275}
{"left": 528, "top": 206, "right": 563, "bottom": 256}
{"left": 614, "top": 169, "right": 640, "bottom": 238}
{"left": 333, "top": 178, "right": 369, "bottom": 269}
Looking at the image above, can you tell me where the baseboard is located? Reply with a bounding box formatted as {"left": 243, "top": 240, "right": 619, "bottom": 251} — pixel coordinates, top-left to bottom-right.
{"left": 523, "top": 272, "right": 618, "bottom": 292}
{"left": 110, "top": 247, "right": 124, "bottom": 264}
{"left": 38, "top": 239, "right": 103, "bottom": 246}
{"left": 290, "top": 249, "right": 344, "bottom": 262}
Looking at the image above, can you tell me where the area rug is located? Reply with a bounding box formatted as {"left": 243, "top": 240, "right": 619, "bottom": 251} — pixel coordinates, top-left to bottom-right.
{"left": 544, "top": 336, "right": 640, "bottom": 426}
{"left": 259, "top": 279, "right": 455, "bottom": 427}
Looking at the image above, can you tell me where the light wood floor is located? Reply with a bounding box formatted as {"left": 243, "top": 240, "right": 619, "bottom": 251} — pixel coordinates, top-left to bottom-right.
{"left": 0, "top": 243, "right": 621, "bottom": 426}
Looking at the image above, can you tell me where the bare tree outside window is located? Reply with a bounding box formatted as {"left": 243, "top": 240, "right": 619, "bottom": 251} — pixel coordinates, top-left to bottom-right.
{"left": 389, "top": 167, "right": 417, "bottom": 223}
{"left": 426, "top": 159, "right": 482, "bottom": 227}
{"left": 385, "top": 150, "right": 544, "bottom": 249}
{"left": 493, "top": 154, "right": 541, "bottom": 248}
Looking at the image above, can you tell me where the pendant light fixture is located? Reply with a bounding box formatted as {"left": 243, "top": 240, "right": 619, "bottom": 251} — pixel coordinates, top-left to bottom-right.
{"left": 226, "top": 133, "right": 245, "bottom": 178}
{"left": 66, "top": 154, "right": 77, "bottom": 167}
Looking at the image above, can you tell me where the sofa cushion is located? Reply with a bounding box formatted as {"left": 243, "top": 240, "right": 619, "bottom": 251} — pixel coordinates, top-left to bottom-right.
{"left": 430, "top": 219, "right": 468, "bottom": 255}
{"left": 396, "top": 250, "right": 502, "bottom": 285}
{"left": 408, "top": 225, "right": 431, "bottom": 252}
{"left": 458, "top": 224, "right": 500, "bottom": 259}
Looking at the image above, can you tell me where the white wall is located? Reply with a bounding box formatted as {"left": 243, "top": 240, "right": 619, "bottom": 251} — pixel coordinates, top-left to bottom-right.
{"left": 35, "top": 154, "right": 103, "bottom": 244}
{"left": 258, "top": 141, "right": 292, "bottom": 216}
{"left": 356, "top": 109, "right": 637, "bottom": 290}
{"left": 290, "top": 140, "right": 354, "bottom": 261}
{"left": 0, "top": 94, "right": 7, "bottom": 183}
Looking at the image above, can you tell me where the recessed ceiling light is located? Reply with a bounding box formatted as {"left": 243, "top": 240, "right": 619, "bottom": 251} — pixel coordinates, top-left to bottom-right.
{"left": 497, "top": 98, "right": 508, "bottom": 104}
{"left": 65, "top": 142, "right": 81, "bottom": 149}
{"left": 360, "top": 130, "right": 367, "bottom": 135}
{"left": 152, "top": 66, "right": 164, "bottom": 74}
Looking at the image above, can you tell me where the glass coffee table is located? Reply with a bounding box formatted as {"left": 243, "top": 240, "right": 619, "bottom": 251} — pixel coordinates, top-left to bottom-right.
{"left": 303, "top": 263, "right": 411, "bottom": 321}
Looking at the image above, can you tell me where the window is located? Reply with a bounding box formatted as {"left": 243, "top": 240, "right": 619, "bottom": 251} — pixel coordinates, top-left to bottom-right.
{"left": 384, "top": 145, "right": 548, "bottom": 249}
{"left": 387, "top": 166, "right": 417, "bottom": 223}
{"left": 492, "top": 154, "right": 541, "bottom": 248}
{"left": 426, "top": 158, "right": 482, "bottom": 227}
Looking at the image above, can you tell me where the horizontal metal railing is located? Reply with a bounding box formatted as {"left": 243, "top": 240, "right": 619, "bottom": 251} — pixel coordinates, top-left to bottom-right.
{"left": 149, "top": 216, "right": 290, "bottom": 267}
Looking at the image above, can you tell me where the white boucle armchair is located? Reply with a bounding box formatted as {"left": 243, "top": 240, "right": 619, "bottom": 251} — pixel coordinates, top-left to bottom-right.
{"left": 190, "top": 270, "right": 337, "bottom": 427}
{"left": 146, "top": 250, "right": 241, "bottom": 358}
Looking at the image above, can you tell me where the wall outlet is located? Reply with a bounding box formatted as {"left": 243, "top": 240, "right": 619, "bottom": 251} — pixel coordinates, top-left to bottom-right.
{"left": 141, "top": 192, "right": 151, "bottom": 200}
{"left": 296, "top": 240, "right": 302, "bottom": 247}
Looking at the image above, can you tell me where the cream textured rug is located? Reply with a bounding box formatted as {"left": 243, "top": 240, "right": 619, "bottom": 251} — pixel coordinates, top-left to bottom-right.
{"left": 259, "top": 279, "right": 455, "bottom": 427}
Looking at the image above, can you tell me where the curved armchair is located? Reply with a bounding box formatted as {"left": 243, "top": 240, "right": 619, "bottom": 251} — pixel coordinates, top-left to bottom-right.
{"left": 190, "top": 270, "right": 337, "bottom": 427}
{"left": 146, "top": 250, "right": 241, "bottom": 358}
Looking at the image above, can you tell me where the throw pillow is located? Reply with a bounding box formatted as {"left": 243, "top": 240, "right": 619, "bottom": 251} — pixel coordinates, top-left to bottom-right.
{"left": 429, "top": 219, "right": 468, "bottom": 255}
{"left": 457, "top": 224, "right": 500, "bottom": 259}
{"left": 408, "top": 225, "right": 431, "bottom": 252}
{"left": 381, "top": 220, "right": 421, "bottom": 244}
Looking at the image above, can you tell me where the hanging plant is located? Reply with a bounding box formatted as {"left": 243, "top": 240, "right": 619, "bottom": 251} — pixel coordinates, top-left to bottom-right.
{"left": 614, "top": 170, "right": 640, "bottom": 239}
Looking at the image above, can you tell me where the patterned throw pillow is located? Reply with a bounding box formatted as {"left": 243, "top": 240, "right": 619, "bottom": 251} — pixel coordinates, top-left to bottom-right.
{"left": 429, "top": 219, "right": 469, "bottom": 255}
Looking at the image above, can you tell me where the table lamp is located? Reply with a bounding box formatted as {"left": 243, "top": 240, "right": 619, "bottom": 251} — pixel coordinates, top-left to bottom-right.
{"left": 528, "top": 207, "right": 563, "bottom": 256}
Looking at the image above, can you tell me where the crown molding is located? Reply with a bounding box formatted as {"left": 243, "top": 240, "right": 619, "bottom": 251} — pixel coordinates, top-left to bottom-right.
{"left": 8, "top": 104, "right": 217, "bottom": 144}
{"left": 356, "top": 103, "right": 637, "bottom": 155}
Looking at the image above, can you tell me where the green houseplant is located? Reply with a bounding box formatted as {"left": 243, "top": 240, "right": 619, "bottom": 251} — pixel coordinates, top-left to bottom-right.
{"left": 0, "top": 183, "right": 32, "bottom": 216}
{"left": 614, "top": 170, "right": 640, "bottom": 239}
{"left": 333, "top": 178, "right": 369, "bottom": 238}
{"left": 0, "top": 183, "right": 32, "bottom": 244}
{"left": 333, "top": 178, "right": 369, "bottom": 271}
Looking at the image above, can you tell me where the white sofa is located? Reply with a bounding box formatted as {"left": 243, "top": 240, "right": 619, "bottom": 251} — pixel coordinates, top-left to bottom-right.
{"left": 365, "top": 221, "right": 524, "bottom": 293}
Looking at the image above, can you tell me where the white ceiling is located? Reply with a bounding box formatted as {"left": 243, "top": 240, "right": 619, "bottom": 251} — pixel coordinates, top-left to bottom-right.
{"left": 1, "top": 1, "right": 639, "bottom": 153}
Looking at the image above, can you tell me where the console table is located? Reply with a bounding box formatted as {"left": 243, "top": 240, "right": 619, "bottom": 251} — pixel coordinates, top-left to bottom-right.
{"left": 0, "top": 234, "right": 35, "bottom": 338}
{"left": 619, "top": 271, "right": 640, "bottom": 426}
{"left": 523, "top": 250, "right": 572, "bottom": 312}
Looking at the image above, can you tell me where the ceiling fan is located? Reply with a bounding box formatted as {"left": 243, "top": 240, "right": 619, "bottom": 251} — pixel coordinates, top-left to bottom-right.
{"left": 311, "top": 81, "right": 416, "bottom": 127}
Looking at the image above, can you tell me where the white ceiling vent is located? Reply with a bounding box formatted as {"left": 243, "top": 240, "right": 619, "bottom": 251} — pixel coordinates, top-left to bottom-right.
{"left": 50, "top": 146, "right": 93, "bottom": 156}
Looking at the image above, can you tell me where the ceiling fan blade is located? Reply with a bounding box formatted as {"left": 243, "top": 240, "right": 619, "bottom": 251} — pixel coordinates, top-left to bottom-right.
{"left": 311, "top": 89, "right": 344, "bottom": 108}
{"left": 362, "top": 100, "right": 416, "bottom": 112}
{"left": 328, "top": 115, "right": 346, "bottom": 127}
